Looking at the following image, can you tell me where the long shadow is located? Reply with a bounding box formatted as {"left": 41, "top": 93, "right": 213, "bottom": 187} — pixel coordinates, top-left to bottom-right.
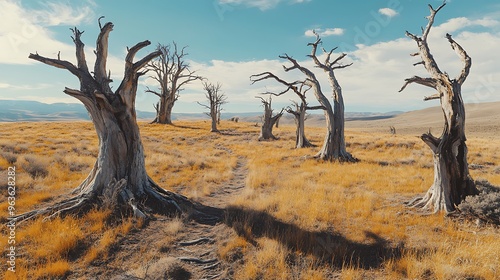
{"left": 169, "top": 123, "right": 203, "bottom": 130}
{"left": 222, "top": 206, "right": 408, "bottom": 269}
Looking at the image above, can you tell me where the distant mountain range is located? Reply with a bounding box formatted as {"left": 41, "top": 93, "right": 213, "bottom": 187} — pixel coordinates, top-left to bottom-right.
{"left": 0, "top": 100, "right": 402, "bottom": 123}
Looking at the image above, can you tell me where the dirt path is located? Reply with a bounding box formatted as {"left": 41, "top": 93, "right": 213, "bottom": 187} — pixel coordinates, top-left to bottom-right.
{"left": 74, "top": 155, "right": 248, "bottom": 279}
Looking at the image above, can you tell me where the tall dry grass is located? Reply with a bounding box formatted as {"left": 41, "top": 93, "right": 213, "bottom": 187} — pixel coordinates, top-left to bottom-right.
{"left": 0, "top": 120, "right": 498, "bottom": 279}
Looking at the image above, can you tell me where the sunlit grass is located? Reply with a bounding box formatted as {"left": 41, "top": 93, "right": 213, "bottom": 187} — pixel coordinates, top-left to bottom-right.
{"left": 0, "top": 120, "right": 498, "bottom": 279}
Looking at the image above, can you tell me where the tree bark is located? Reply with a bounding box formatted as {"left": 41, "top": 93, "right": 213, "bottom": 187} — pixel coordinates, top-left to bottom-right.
{"left": 257, "top": 97, "right": 283, "bottom": 141}
{"left": 287, "top": 102, "right": 314, "bottom": 148}
{"left": 15, "top": 20, "right": 217, "bottom": 223}
{"left": 400, "top": 3, "right": 478, "bottom": 213}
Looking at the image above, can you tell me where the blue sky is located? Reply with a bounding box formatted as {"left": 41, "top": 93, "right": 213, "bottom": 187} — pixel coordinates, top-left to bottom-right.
{"left": 1, "top": 0, "right": 500, "bottom": 113}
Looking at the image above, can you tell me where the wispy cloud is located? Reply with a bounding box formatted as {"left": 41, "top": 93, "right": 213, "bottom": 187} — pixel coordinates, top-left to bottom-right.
{"left": 378, "top": 8, "right": 398, "bottom": 18}
{"left": 32, "top": 1, "right": 95, "bottom": 26}
{"left": 305, "top": 28, "right": 344, "bottom": 37}
{"left": 177, "top": 16, "right": 500, "bottom": 112}
{"left": 218, "top": 0, "right": 311, "bottom": 11}
{"left": 0, "top": 0, "right": 96, "bottom": 65}
{"left": 430, "top": 17, "right": 500, "bottom": 38}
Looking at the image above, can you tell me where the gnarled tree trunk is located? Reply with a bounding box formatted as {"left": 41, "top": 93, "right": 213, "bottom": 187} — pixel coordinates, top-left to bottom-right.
{"left": 153, "top": 95, "right": 175, "bottom": 124}
{"left": 15, "top": 19, "right": 215, "bottom": 223}
{"left": 287, "top": 101, "right": 314, "bottom": 148}
{"left": 257, "top": 96, "right": 283, "bottom": 141}
{"left": 400, "top": 3, "right": 478, "bottom": 213}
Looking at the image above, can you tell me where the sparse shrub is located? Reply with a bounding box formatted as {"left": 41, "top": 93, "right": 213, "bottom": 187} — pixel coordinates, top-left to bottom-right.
{"left": 493, "top": 166, "right": 500, "bottom": 174}
{"left": 458, "top": 180, "right": 500, "bottom": 225}
{"left": 21, "top": 155, "right": 49, "bottom": 178}
{"left": 0, "top": 151, "right": 17, "bottom": 164}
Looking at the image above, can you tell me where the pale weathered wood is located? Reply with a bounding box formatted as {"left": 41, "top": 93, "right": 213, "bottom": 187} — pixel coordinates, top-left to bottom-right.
{"left": 250, "top": 72, "right": 315, "bottom": 148}
{"left": 400, "top": 2, "right": 477, "bottom": 213}
{"left": 256, "top": 96, "right": 283, "bottom": 141}
{"left": 16, "top": 20, "right": 217, "bottom": 223}
{"left": 276, "top": 32, "right": 356, "bottom": 161}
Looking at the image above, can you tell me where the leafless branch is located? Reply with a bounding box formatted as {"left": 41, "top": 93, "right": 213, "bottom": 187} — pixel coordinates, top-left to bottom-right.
{"left": 399, "top": 76, "right": 437, "bottom": 92}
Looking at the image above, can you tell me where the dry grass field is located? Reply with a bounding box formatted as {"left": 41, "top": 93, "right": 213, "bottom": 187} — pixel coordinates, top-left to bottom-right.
{"left": 0, "top": 119, "right": 499, "bottom": 279}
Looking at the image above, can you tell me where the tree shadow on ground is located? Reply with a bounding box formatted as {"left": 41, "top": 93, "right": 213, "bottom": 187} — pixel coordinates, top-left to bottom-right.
{"left": 222, "top": 206, "right": 412, "bottom": 269}
{"left": 168, "top": 123, "right": 203, "bottom": 130}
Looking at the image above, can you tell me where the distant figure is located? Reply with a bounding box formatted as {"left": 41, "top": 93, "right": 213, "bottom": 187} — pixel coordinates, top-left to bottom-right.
{"left": 390, "top": 126, "right": 396, "bottom": 135}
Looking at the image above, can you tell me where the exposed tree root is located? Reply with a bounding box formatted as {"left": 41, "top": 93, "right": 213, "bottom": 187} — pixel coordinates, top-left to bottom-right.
{"left": 11, "top": 178, "right": 223, "bottom": 226}
{"left": 11, "top": 195, "right": 93, "bottom": 224}
{"left": 178, "top": 238, "right": 215, "bottom": 246}
{"left": 177, "top": 257, "right": 218, "bottom": 264}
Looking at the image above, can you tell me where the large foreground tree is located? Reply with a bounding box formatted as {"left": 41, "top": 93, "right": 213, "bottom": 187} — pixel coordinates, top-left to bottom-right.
{"left": 147, "top": 43, "right": 202, "bottom": 124}
{"left": 400, "top": 3, "right": 478, "bottom": 213}
{"left": 15, "top": 19, "right": 212, "bottom": 223}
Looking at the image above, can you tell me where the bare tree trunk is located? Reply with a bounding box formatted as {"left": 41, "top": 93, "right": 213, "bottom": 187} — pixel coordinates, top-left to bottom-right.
{"left": 257, "top": 97, "right": 283, "bottom": 141}
{"left": 15, "top": 20, "right": 217, "bottom": 224}
{"left": 400, "top": 3, "right": 478, "bottom": 213}
{"left": 287, "top": 102, "right": 314, "bottom": 148}
{"left": 162, "top": 100, "right": 174, "bottom": 125}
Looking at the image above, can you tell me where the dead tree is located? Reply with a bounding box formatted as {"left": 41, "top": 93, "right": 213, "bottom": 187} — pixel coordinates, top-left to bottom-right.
{"left": 250, "top": 72, "right": 316, "bottom": 148}
{"left": 15, "top": 19, "right": 214, "bottom": 223}
{"left": 399, "top": 3, "right": 478, "bottom": 213}
{"left": 197, "top": 81, "right": 227, "bottom": 132}
{"left": 390, "top": 126, "right": 396, "bottom": 135}
{"left": 147, "top": 43, "right": 202, "bottom": 124}
{"left": 286, "top": 100, "right": 316, "bottom": 148}
{"left": 257, "top": 96, "right": 283, "bottom": 141}
{"left": 278, "top": 32, "right": 356, "bottom": 161}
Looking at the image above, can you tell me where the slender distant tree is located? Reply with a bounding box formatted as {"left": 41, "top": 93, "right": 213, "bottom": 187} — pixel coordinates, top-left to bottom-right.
{"left": 147, "top": 43, "right": 203, "bottom": 124}
{"left": 400, "top": 3, "right": 478, "bottom": 213}
{"left": 15, "top": 18, "right": 213, "bottom": 223}
{"left": 250, "top": 73, "right": 317, "bottom": 148}
{"left": 197, "top": 81, "right": 227, "bottom": 132}
{"left": 256, "top": 96, "right": 284, "bottom": 141}
{"left": 254, "top": 32, "right": 356, "bottom": 161}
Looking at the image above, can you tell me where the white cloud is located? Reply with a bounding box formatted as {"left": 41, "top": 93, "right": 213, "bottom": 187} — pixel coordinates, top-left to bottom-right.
{"left": 218, "top": 0, "right": 310, "bottom": 11}
{"left": 378, "top": 8, "right": 398, "bottom": 18}
{"left": 171, "top": 16, "right": 500, "bottom": 113}
{"left": 430, "top": 17, "right": 500, "bottom": 38}
{"left": 305, "top": 28, "right": 344, "bottom": 37}
{"left": 32, "top": 1, "right": 94, "bottom": 26}
{"left": 0, "top": 0, "right": 95, "bottom": 65}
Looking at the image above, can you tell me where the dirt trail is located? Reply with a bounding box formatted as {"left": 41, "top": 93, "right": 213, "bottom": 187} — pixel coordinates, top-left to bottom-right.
{"left": 75, "top": 155, "right": 248, "bottom": 279}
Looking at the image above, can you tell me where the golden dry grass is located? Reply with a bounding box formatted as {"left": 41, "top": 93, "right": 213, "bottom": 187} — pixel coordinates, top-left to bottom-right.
{"left": 0, "top": 120, "right": 499, "bottom": 279}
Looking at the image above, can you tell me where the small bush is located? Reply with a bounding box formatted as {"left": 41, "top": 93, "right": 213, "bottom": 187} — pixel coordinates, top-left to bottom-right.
{"left": 21, "top": 155, "right": 49, "bottom": 178}
{"left": 0, "top": 152, "right": 17, "bottom": 164}
{"left": 458, "top": 180, "right": 500, "bottom": 225}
